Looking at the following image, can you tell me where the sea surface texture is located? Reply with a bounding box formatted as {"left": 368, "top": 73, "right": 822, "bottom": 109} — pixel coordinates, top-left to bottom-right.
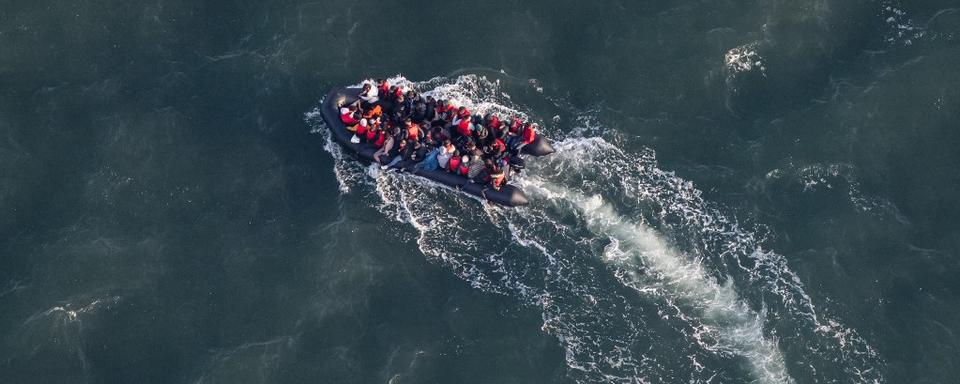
{"left": 2, "top": 1, "right": 959, "bottom": 383}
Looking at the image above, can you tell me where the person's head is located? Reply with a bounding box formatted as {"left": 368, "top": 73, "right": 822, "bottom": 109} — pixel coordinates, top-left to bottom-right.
{"left": 426, "top": 96, "right": 435, "bottom": 103}
{"left": 360, "top": 118, "right": 368, "bottom": 127}
{"left": 363, "top": 83, "right": 371, "bottom": 90}
{"left": 443, "top": 139, "right": 452, "bottom": 147}
{"left": 340, "top": 107, "right": 350, "bottom": 115}
{"left": 457, "top": 106, "right": 466, "bottom": 113}
{"left": 404, "top": 117, "right": 412, "bottom": 125}
{"left": 396, "top": 96, "right": 405, "bottom": 103}
{"left": 376, "top": 78, "right": 385, "bottom": 85}
{"left": 398, "top": 139, "right": 407, "bottom": 147}
{"left": 461, "top": 155, "right": 469, "bottom": 164}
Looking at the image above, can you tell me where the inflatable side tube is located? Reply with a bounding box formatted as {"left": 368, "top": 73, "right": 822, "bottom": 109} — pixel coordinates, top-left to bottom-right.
{"left": 523, "top": 135, "right": 555, "bottom": 157}
{"left": 319, "top": 87, "right": 531, "bottom": 207}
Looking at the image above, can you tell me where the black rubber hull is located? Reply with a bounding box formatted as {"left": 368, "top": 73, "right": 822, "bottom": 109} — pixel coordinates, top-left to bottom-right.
{"left": 320, "top": 87, "right": 554, "bottom": 207}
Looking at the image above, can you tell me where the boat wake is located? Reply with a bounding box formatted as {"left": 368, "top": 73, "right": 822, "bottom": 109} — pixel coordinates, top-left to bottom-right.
{"left": 305, "top": 75, "right": 884, "bottom": 383}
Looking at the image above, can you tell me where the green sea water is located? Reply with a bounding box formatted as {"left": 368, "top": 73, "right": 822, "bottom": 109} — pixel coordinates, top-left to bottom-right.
{"left": 2, "top": 1, "right": 959, "bottom": 383}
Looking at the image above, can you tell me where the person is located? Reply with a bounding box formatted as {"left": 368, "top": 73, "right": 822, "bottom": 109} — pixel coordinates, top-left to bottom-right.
{"left": 376, "top": 79, "right": 389, "bottom": 96}
{"left": 510, "top": 122, "right": 538, "bottom": 153}
{"left": 437, "top": 139, "right": 455, "bottom": 169}
{"left": 359, "top": 83, "right": 379, "bottom": 108}
{"left": 452, "top": 106, "right": 471, "bottom": 126}
{"left": 403, "top": 118, "right": 421, "bottom": 142}
{"left": 373, "top": 128, "right": 396, "bottom": 163}
{"left": 456, "top": 155, "right": 470, "bottom": 176}
{"left": 413, "top": 146, "right": 441, "bottom": 172}
{"left": 486, "top": 114, "right": 502, "bottom": 137}
{"left": 447, "top": 151, "right": 462, "bottom": 173}
{"left": 382, "top": 139, "right": 410, "bottom": 169}
{"left": 467, "top": 155, "right": 485, "bottom": 180}
{"left": 352, "top": 118, "right": 369, "bottom": 143}
{"left": 438, "top": 100, "right": 456, "bottom": 122}
{"left": 340, "top": 106, "right": 360, "bottom": 129}
{"left": 423, "top": 96, "right": 437, "bottom": 122}
{"left": 411, "top": 100, "right": 427, "bottom": 123}
{"left": 454, "top": 115, "right": 472, "bottom": 139}
{"left": 490, "top": 165, "right": 506, "bottom": 191}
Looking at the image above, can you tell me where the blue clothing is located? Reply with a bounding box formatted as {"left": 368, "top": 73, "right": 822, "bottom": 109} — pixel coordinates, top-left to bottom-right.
{"left": 419, "top": 148, "right": 440, "bottom": 171}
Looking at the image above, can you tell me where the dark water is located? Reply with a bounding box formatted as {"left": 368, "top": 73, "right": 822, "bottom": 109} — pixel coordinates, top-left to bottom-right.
{"left": 2, "top": 1, "right": 959, "bottom": 383}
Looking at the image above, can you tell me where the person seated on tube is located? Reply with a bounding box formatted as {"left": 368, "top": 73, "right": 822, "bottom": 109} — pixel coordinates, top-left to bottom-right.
{"left": 440, "top": 100, "right": 457, "bottom": 123}
{"left": 374, "top": 124, "right": 388, "bottom": 148}
{"left": 354, "top": 118, "right": 369, "bottom": 141}
{"left": 373, "top": 127, "right": 401, "bottom": 168}
{"left": 485, "top": 113, "right": 502, "bottom": 137}
{"left": 412, "top": 144, "right": 441, "bottom": 172}
{"left": 453, "top": 115, "right": 472, "bottom": 142}
{"left": 411, "top": 99, "right": 427, "bottom": 123}
{"left": 467, "top": 154, "right": 486, "bottom": 181}
{"left": 454, "top": 155, "right": 470, "bottom": 177}
{"left": 359, "top": 83, "right": 379, "bottom": 109}
{"left": 488, "top": 163, "right": 506, "bottom": 191}
{"left": 423, "top": 96, "right": 437, "bottom": 122}
{"left": 376, "top": 79, "right": 389, "bottom": 97}
{"left": 381, "top": 137, "right": 409, "bottom": 169}
{"left": 432, "top": 99, "right": 448, "bottom": 124}
{"left": 446, "top": 151, "right": 463, "bottom": 174}
{"left": 436, "top": 139, "right": 455, "bottom": 170}
{"left": 340, "top": 105, "right": 361, "bottom": 130}
{"left": 508, "top": 122, "right": 538, "bottom": 153}
{"left": 373, "top": 127, "right": 398, "bottom": 163}
{"left": 451, "top": 106, "right": 471, "bottom": 126}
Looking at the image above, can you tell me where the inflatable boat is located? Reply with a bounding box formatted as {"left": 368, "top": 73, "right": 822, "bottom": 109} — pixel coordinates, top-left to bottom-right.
{"left": 320, "top": 86, "right": 555, "bottom": 207}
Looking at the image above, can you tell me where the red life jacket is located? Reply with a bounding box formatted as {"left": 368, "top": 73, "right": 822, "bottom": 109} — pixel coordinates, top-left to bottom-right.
{"left": 457, "top": 119, "right": 471, "bottom": 137}
{"left": 373, "top": 132, "right": 386, "bottom": 148}
{"left": 341, "top": 113, "right": 359, "bottom": 126}
{"left": 356, "top": 123, "right": 368, "bottom": 137}
{"left": 493, "top": 138, "right": 506, "bottom": 152}
{"left": 489, "top": 116, "right": 501, "bottom": 130}
{"left": 365, "top": 129, "right": 377, "bottom": 142}
{"left": 447, "top": 155, "right": 461, "bottom": 171}
{"left": 378, "top": 82, "right": 389, "bottom": 95}
{"left": 490, "top": 167, "right": 505, "bottom": 189}
{"left": 509, "top": 118, "right": 522, "bottom": 134}
{"left": 522, "top": 126, "right": 536, "bottom": 144}
{"left": 459, "top": 164, "right": 469, "bottom": 176}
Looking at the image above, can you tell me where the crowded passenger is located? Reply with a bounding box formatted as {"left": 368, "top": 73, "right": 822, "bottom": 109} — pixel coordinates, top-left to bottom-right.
{"left": 343, "top": 80, "right": 541, "bottom": 192}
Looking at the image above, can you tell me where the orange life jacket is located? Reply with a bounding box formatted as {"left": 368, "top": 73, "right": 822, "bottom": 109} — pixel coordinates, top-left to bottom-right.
{"left": 406, "top": 124, "right": 420, "bottom": 141}
{"left": 363, "top": 105, "right": 382, "bottom": 119}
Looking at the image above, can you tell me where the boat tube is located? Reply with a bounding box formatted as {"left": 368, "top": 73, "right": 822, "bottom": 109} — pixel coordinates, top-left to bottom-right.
{"left": 319, "top": 86, "right": 555, "bottom": 207}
